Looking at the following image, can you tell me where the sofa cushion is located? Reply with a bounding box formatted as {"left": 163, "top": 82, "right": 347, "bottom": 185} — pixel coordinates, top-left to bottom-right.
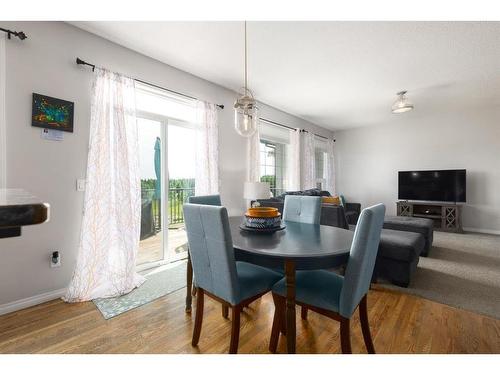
{"left": 378, "top": 228, "right": 425, "bottom": 262}
{"left": 282, "top": 188, "right": 331, "bottom": 198}
{"left": 321, "top": 204, "right": 349, "bottom": 229}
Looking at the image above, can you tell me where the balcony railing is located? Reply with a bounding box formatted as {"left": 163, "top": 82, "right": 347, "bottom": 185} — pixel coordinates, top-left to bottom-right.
{"left": 270, "top": 188, "right": 285, "bottom": 198}
{"left": 141, "top": 187, "right": 195, "bottom": 239}
{"left": 168, "top": 187, "right": 195, "bottom": 225}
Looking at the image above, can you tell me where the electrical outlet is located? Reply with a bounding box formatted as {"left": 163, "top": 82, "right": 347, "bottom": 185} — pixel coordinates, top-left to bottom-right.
{"left": 50, "top": 251, "right": 61, "bottom": 268}
{"left": 76, "top": 179, "right": 86, "bottom": 192}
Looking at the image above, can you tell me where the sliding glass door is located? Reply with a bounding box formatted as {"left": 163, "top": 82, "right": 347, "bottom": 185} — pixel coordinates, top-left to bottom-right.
{"left": 135, "top": 82, "right": 197, "bottom": 270}
{"left": 165, "top": 120, "right": 196, "bottom": 263}
{"left": 137, "top": 117, "right": 165, "bottom": 268}
{"left": 137, "top": 116, "right": 196, "bottom": 269}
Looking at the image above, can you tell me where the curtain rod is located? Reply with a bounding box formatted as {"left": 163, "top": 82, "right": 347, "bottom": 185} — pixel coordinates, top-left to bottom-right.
{"left": 260, "top": 118, "right": 335, "bottom": 142}
{"left": 76, "top": 58, "right": 224, "bottom": 109}
{"left": 300, "top": 129, "right": 335, "bottom": 142}
{"left": 259, "top": 118, "right": 298, "bottom": 132}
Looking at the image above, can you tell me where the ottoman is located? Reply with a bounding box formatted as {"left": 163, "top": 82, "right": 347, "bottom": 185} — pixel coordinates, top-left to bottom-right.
{"left": 383, "top": 215, "right": 434, "bottom": 256}
{"left": 373, "top": 229, "right": 425, "bottom": 287}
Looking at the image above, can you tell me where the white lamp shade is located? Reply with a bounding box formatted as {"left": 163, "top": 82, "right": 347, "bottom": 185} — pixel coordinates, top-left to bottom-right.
{"left": 244, "top": 181, "right": 271, "bottom": 200}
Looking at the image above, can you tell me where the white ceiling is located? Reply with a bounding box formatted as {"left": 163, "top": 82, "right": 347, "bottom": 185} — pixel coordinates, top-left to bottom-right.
{"left": 71, "top": 21, "right": 500, "bottom": 130}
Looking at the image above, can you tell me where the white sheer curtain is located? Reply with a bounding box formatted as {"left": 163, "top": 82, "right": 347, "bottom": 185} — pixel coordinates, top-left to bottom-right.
{"left": 0, "top": 34, "right": 6, "bottom": 189}
{"left": 301, "top": 131, "right": 316, "bottom": 190}
{"left": 64, "top": 68, "right": 145, "bottom": 302}
{"left": 246, "top": 126, "right": 261, "bottom": 182}
{"left": 195, "top": 101, "right": 219, "bottom": 195}
{"left": 325, "top": 138, "right": 336, "bottom": 195}
{"left": 287, "top": 129, "right": 301, "bottom": 191}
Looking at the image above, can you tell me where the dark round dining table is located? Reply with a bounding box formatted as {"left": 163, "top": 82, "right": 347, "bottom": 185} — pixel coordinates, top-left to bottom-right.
{"left": 185, "top": 216, "right": 354, "bottom": 354}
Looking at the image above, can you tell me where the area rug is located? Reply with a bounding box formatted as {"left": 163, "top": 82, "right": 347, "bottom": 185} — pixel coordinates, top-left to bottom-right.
{"left": 379, "top": 231, "right": 500, "bottom": 319}
{"left": 93, "top": 260, "right": 187, "bottom": 319}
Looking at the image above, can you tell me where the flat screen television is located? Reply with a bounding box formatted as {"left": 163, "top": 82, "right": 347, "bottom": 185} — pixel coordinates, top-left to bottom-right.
{"left": 398, "top": 169, "right": 466, "bottom": 202}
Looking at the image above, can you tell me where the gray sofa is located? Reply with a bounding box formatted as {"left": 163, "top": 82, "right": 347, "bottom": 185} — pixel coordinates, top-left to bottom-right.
{"left": 256, "top": 189, "right": 361, "bottom": 227}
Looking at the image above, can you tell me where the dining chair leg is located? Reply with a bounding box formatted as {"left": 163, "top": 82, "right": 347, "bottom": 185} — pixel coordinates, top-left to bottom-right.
{"left": 229, "top": 305, "right": 241, "bottom": 354}
{"left": 339, "top": 317, "right": 352, "bottom": 354}
{"left": 186, "top": 252, "right": 193, "bottom": 313}
{"left": 192, "top": 288, "right": 204, "bottom": 346}
{"left": 301, "top": 306, "right": 308, "bottom": 320}
{"left": 269, "top": 294, "right": 284, "bottom": 353}
{"left": 222, "top": 304, "right": 229, "bottom": 319}
{"left": 359, "top": 294, "right": 376, "bottom": 354}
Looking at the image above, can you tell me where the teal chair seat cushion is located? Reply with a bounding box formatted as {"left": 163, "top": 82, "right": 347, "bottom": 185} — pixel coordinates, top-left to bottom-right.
{"left": 272, "top": 270, "right": 344, "bottom": 313}
{"left": 236, "top": 261, "right": 283, "bottom": 303}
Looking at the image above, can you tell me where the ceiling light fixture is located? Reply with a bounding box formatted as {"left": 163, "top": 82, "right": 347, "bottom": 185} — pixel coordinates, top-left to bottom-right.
{"left": 391, "top": 90, "right": 414, "bottom": 114}
{"left": 234, "top": 21, "right": 258, "bottom": 137}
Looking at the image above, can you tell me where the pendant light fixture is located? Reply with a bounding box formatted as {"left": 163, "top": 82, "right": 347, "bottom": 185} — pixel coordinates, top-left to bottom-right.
{"left": 391, "top": 90, "right": 414, "bottom": 114}
{"left": 234, "top": 21, "right": 258, "bottom": 137}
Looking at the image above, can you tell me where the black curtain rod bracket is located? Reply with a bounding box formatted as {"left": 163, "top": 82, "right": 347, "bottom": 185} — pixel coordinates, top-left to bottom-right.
{"left": 76, "top": 57, "right": 224, "bottom": 109}
{"left": 0, "top": 27, "right": 27, "bottom": 40}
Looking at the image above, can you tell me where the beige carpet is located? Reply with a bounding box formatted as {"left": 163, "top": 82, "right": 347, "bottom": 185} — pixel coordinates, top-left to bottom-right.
{"left": 380, "top": 231, "right": 500, "bottom": 319}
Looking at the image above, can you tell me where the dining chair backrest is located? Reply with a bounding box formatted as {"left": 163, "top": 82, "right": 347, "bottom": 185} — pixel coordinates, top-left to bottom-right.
{"left": 339, "top": 203, "right": 385, "bottom": 318}
{"left": 282, "top": 195, "right": 321, "bottom": 224}
{"left": 188, "top": 194, "right": 222, "bottom": 206}
{"left": 183, "top": 203, "right": 240, "bottom": 305}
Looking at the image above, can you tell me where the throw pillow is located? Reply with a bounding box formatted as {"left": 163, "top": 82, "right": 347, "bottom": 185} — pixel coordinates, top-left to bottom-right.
{"left": 322, "top": 196, "right": 340, "bottom": 205}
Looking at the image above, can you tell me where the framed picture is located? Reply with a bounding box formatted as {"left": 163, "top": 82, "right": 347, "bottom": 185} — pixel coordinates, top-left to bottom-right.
{"left": 32, "top": 93, "right": 74, "bottom": 133}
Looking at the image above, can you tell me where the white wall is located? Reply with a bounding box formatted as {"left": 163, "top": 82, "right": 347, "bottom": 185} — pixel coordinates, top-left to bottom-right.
{"left": 334, "top": 107, "right": 500, "bottom": 234}
{"left": 0, "top": 21, "right": 333, "bottom": 308}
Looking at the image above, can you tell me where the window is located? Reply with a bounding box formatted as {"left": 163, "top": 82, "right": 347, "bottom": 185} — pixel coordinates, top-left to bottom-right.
{"left": 260, "top": 140, "right": 287, "bottom": 197}
{"left": 259, "top": 120, "right": 290, "bottom": 197}
{"left": 314, "top": 137, "right": 328, "bottom": 190}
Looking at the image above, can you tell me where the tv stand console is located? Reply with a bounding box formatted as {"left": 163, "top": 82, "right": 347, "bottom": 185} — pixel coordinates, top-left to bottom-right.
{"left": 396, "top": 201, "right": 463, "bottom": 233}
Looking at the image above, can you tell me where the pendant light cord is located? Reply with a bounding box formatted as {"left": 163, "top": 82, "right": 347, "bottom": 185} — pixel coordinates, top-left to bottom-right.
{"left": 244, "top": 21, "right": 248, "bottom": 91}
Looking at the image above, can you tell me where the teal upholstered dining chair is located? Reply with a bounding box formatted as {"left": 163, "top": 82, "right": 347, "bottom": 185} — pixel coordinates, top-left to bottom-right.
{"left": 282, "top": 195, "right": 322, "bottom": 224}
{"left": 186, "top": 194, "right": 228, "bottom": 315}
{"left": 183, "top": 203, "right": 282, "bottom": 354}
{"left": 269, "top": 203, "right": 386, "bottom": 354}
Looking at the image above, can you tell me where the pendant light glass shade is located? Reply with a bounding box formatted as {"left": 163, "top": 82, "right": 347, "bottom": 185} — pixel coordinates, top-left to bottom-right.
{"left": 234, "top": 21, "right": 259, "bottom": 137}
{"left": 391, "top": 91, "right": 414, "bottom": 114}
{"left": 234, "top": 88, "right": 258, "bottom": 137}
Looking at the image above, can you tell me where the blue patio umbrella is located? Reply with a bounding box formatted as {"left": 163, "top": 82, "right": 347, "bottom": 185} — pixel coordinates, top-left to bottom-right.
{"left": 154, "top": 137, "right": 161, "bottom": 200}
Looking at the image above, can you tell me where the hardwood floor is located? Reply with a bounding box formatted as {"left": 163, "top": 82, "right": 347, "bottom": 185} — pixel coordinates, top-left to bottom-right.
{"left": 0, "top": 285, "right": 498, "bottom": 354}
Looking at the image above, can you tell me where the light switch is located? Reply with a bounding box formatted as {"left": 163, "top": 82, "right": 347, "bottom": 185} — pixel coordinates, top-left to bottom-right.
{"left": 76, "top": 179, "right": 86, "bottom": 192}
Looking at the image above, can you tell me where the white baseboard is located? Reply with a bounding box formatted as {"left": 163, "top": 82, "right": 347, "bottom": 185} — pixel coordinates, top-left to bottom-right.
{"left": 0, "top": 288, "right": 67, "bottom": 316}
{"left": 462, "top": 227, "right": 500, "bottom": 236}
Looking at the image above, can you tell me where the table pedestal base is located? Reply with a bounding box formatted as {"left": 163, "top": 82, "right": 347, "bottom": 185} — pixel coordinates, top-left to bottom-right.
{"left": 285, "top": 260, "right": 296, "bottom": 354}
